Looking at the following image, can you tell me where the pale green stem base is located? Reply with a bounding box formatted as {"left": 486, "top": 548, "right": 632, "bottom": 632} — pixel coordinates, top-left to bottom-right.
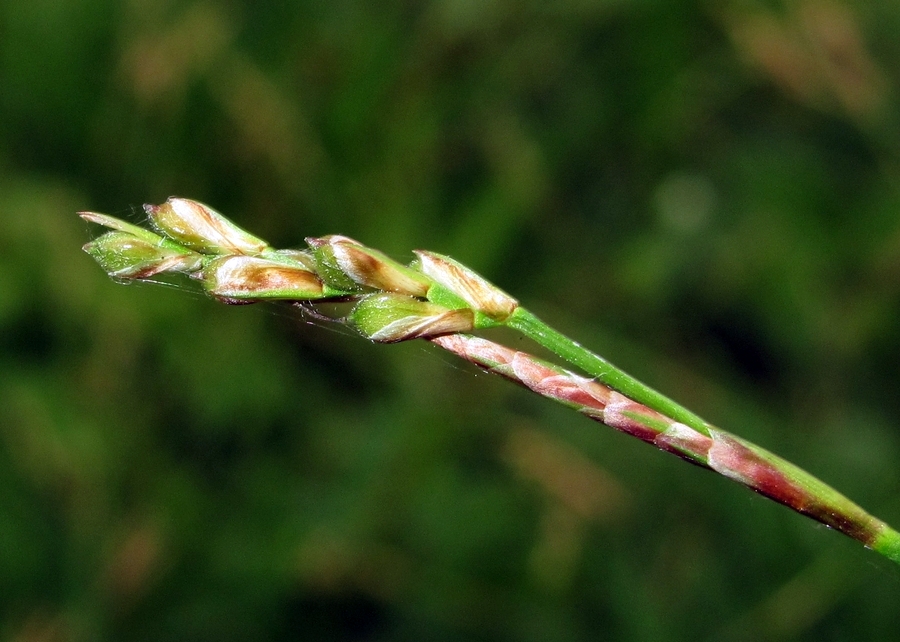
{"left": 873, "top": 525, "right": 900, "bottom": 565}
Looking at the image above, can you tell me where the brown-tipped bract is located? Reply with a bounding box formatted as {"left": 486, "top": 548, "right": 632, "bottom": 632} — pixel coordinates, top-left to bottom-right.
{"left": 201, "top": 255, "right": 326, "bottom": 302}
{"left": 313, "top": 236, "right": 432, "bottom": 297}
{"left": 145, "top": 197, "right": 269, "bottom": 256}
{"left": 414, "top": 250, "right": 518, "bottom": 321}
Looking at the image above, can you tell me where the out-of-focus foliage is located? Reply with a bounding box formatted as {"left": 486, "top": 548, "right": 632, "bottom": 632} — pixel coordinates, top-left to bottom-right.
{"left": 3, "top": 0, "right": 900, "bottom": 639}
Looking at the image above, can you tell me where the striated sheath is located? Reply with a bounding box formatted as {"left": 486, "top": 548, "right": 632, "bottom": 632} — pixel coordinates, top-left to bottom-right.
{"left": 430, "top": 333, "right": 900, "bottom": 555}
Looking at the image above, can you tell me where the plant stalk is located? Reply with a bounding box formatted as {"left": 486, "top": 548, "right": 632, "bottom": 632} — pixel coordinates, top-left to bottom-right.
{"left": 506, "top": 307, "right": 711, "bottom": 436}
{"left": 431, "top": 333, "right": 900, "bottom": 564}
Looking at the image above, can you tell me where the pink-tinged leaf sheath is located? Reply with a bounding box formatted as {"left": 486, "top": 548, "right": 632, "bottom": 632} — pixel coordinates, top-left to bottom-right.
{"left": 309, "top": 236, "right": 432, "bottom": 297}
{"left": 200, "top": 255, "right": 327, "bottom": 303}
{"left": 431, "top": 333, "right": 900, "bottom": 561}
{"left": 414, "top": 251, "right": 518, "bottom": 322}
{"left": 506, "top": 307, "right": 712, "bottom": 437}
{"left": 145, "top": 197, "right": 269, "bottom": 256}
{"left": 432, "top": 335, "right": 675, "bottom": 445}
{"left": 83, "top": 231, "right": 203, "bottom": 279}
{"left": 704, "top": 429, "right": 899, "bottom": 553}
{"left": 351, "top": 293, "right": 474, "bottom": 342}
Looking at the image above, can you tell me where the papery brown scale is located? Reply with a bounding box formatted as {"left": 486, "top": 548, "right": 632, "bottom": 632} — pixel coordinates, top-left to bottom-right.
{"left": 333, "top": 243, "right": 379, "bottom": 281}
{"left": 331, "top": 242, "right": 431, "bottom": 297}
{"left": 306, "top": 234, "right": 363, "bottom": 248}
{"left": 470, "top": 337, "right": 519, "bottom": 366}
{"left": 415, "top": 251, "right": 518, "bottom": 320}
{"left": 231, "top": 265, "right": 322, "bottom": 295}
{"left": 203, "top": 255, "right": 325, "bottom": 301}
{"left": 429, "top": 334, "right": 468, "bottom": 356}
{"left": 145, "top": 198, "right": 269, "bottom": 255}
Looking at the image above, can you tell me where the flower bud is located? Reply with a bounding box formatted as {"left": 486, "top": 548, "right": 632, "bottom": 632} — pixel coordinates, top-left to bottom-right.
{"left": 201, "top": 255, "right": 326, "bottom": 302}
{"left": 350, "top": 293, "right": 475, "bottom": 343}
{"left": 83, "top": 231, "right": 202, "bottom": 279}
{"left": 413, "top": 251, "right": 518, "bottom": 321}
{"left": 305, "top": 235, "right": 366, "bottom": 292}
{"left": 144, "top": 197, "right": 269, "bottom": 255}
{"left": 309, "top": 236, "right": 432, "bottom": 297}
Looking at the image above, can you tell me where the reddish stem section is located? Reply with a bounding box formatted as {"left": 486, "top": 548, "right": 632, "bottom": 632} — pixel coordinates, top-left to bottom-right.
{"left": 705, "top": 429, "right": 885, "bottom": 545}
{"left": 431, "top": 333, "right": 891, "bottom": 550}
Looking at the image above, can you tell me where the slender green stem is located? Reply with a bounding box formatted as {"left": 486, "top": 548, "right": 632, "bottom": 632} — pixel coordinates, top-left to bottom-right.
{"left": 506, "top": 307, "right": 712, "bottom": 436}
{"left": 873, "top": 528, "right": 900, "bottom": 565}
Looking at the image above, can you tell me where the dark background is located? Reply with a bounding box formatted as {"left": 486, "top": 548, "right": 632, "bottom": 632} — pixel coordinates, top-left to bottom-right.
{"left": 3, "top": 0, "right": 900, "bottom": 639}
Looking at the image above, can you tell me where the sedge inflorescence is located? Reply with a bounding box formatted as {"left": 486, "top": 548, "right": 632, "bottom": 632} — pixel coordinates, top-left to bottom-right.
{"left": 80, "top": 196, "right": 900, "bottom": 566}
{"left": 81, "top": 197, "right": 516, "bottom": 342}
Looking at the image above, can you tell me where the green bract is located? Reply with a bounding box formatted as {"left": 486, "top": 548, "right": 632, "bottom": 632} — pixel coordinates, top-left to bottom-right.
{"left": 83, "top": 230, "right": 202, "bottom": 279}
{"left": 350, "top": 293, "right": 474, "bottom": 342}
{"left": 145, "top": 197, "right": 269, "bottom": 255}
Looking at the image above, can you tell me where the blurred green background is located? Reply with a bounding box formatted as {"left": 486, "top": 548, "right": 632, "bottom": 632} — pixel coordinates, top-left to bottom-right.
{"left": 3, "top": 0, "right": 900, "bottom": 639}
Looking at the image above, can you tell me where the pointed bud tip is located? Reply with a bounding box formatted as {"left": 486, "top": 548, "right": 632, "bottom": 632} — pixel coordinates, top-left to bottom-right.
{"left": 413, "top": 250, "right": 517, "bottom": 321}
{"left": 325, "top": 240, "right": 431, "bottom": 297}
{"left": 82, "top": 230, "right": 201, "bottom": 279}
{"left": 79, "top": 210, "right": 168, "bottom": 242}
{"left": 145, "top": 197, "right": 269, "bottom": 255}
